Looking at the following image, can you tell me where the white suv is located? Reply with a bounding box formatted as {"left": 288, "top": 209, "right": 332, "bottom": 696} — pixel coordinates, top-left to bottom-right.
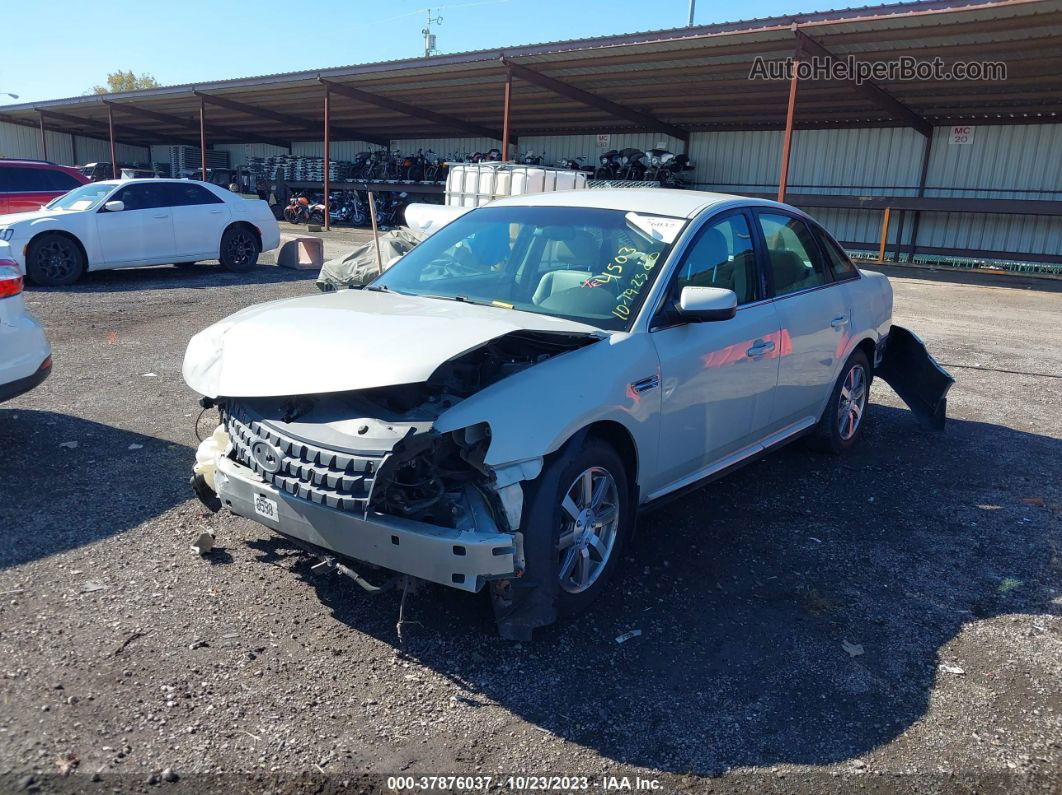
{"left": 0, "top": 260, "right": 51, "bottom": 402}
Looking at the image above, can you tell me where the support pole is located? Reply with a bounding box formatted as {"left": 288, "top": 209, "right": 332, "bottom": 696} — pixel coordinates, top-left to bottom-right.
{"left": 367, "top": 191, "right": 384, "bottom": 276}
{"left": 199, "top": 95, "right": 207, "bottom": 181}
{"left": 323, "top": 85, "right": 331, "bottom": 231}
{"left": 108, "top": 105, "right": 118, "bottom": 179}
{"left": 907, "top": 132, "right": 934, "bottom": 262}
{"left": 37, "top": 112, "right": 47, "bottom": 160}
{"left": 878, "top": 207, "right": 891, "bottom": 262}
{"left": 777, "top": 57, "right": 800, "bottom": 202}
{"left": 501, "top": 66, "right": 512, "bottom": 162}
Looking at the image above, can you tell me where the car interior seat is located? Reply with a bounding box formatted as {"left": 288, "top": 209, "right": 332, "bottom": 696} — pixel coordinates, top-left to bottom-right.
{"left": 531, "top": 230, "right": 601, "bottom": 304}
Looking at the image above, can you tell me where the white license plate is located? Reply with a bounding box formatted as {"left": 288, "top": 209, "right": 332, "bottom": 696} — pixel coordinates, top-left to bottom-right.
{"left": 253, "top": 493, "right": 279, "bottom": 521}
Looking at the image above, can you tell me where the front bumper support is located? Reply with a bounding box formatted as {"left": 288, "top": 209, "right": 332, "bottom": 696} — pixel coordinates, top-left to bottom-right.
{"left": 875, "top": 325, "right": 954, "bottom": 430}
{"left": 213, "top": 456, "right": 516, "bottom": 592}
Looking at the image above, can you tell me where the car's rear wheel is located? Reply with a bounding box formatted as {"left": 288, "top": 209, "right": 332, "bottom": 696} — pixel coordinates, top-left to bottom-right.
{"left": 808, "top": 349, "right": 871, "bottom": 454}
{"left": 495, "top": 437, "right": 632, "bottom": 638}
{"left": 26, "top": 234, "right": 86, "bottom": 287}
{"left": 219, "top": 226, "right": 260, "bottom": 273}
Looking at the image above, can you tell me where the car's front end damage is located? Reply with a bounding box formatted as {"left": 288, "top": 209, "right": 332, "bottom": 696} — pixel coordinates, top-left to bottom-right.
{"left": 187, "top": 310, "right": 603, "bottom": 621}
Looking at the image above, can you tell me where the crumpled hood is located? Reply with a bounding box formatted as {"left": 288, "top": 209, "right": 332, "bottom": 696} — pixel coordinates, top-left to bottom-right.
{"left": 183, "top": 288, "right": 603, "bottom": 398}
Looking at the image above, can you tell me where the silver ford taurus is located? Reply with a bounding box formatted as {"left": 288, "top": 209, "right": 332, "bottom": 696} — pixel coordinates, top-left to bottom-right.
{"left": 183, "top": 189, "right": 952, "bottom": 639}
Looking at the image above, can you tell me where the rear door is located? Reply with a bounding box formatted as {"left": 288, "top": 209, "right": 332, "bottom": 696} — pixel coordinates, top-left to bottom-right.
{"left": 95, "top": 183, "right": 176, "bottom": 264}
{"left": 167, "top": 182, "right": 230, "bottom": 260}
{"left": 752, "top": 209, "right": 849, "bottom": 433}
{"left": 0, "top": 166, "right": 58, "bottom": 214}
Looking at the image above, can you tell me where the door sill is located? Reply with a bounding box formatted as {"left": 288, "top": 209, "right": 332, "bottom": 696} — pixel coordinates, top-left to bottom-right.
{"left": 641, "top": 417, "right": 817, "bottom": 510}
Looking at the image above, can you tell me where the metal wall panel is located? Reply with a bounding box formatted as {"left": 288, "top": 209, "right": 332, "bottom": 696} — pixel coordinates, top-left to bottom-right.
{"left": 925, "top": 124, "right": 1062, "bottom": 201}
{"left": 291, "top": 140, "right": 380, "bottom": 160}
{"left": 214, "top": 143, "right": 289, "bottom": 167}
{"left": 1, "top": 119, "right": 147, "bottom": 165}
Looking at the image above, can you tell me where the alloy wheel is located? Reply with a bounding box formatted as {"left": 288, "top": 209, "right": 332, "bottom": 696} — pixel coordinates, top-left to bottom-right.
{"left": 228, "top": 232, "right": 255, "bottom": 266}
{"left": 37, "top": 240, "right": 75, "bottom": 282}
{"left": 557, "top": 466, "right": 620, "bottom": 594}
{"left": 838, "top": 364, "right": 868, "bottom": 441}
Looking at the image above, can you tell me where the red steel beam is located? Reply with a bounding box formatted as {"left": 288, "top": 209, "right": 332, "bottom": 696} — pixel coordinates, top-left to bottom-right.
{"left": 502, "top": 66, "right": 512, "bottom": 161}
{"left": 108, "top": 105, "right": 117, "bottom": 178}
{"left": 777, "top": 55, "right": 800, "bottom": 202}
{"left": 323, "top": 86, "right": 331, "bottom": 231}
{"left": 199, "top": 95, "right": 207, "bottom": 180}
{"left": 195, "top": 90, "right": 388, "bottom": 147}
{"left": 37, "top": 112, "right": 47, "bottom": 160}
{"left": 104, "top": 100, "right": 290, "bottom": 148}
{"left": 795, "top": 31, "right": 932, "bottom": 138}
{"left": 320, "top": 78, "right": 504, "bottom": 141}
{"left": 501, "top": 57, "right": 688, "bottom": 142}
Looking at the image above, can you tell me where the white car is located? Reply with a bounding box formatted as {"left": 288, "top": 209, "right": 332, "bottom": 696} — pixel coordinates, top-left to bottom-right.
{"left": 0, "top": 259, "right": 51, "bottom": 402}
{"left": 0, "top": 179, "right": 280, "bottom": 286}
{"left": 182, "top": 189, "right": 952, "bottom": 639}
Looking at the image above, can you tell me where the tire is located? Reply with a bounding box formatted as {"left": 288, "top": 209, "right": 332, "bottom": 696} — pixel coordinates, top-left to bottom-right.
{"left": 219, "top": 226, "right": 260, "bottom": 273}
{"left": 282, "top": 206, "right": 301, "bottom": 224}
{"left": 173, "top": 261, "right": 198, "bottom": 269}
{"left": 808, "top": 348, "right": 871, "bottom": 454}
{"left": 25, "top": 234, "right": 86, "bottom": 287}
{"left": 494, "top": 437, "right": 633, "bottom": 638}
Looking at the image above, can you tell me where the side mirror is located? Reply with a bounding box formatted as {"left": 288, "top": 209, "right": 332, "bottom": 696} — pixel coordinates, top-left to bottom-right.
{"left": 676, "top": 285, "right": 737, "bottom": 322}
{"left": 103, "top": 200, "right": 125, "bottom": 213}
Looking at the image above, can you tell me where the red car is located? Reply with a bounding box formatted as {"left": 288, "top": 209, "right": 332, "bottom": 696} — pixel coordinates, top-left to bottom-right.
{"left": 0, "top": 159, "right": 89, "bottom": 215}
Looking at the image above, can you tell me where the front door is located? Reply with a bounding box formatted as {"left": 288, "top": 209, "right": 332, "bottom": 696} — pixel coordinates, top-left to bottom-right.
{"left": 753, "top": 210, "right": 849, "bottom": 432}
{"left": 648, "top": 210, "right": 781, "bottom": 491}
{"left": 95, "top": 182, "right": 176, "bottom": 264}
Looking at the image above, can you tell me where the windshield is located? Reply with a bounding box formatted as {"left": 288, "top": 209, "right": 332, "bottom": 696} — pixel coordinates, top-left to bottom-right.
{"left": 373, "top": 205, "right": 684, "bottom": 331}
{"left": 45, "top": 182, "right": 115, "bottom": 211}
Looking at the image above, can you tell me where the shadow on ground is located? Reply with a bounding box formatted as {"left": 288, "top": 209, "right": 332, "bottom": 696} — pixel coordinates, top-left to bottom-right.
{"left": 0, "top": 410, "right": 193, "bottom": 569}
{"left": 875, "top": 263, "right": 1062, "bottom": 293}
{"left": 24, "top": 262, "right": 319, "bottom": 295}
{"left": 253, "top": 403, "right": 1061, "bottom": 773}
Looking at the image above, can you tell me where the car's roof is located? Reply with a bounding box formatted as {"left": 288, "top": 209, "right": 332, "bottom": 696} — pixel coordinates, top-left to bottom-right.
{"left": 90, "top": 178, "right": 217, "bottom": 187}
{"left": 487, "top": 188, "right": 779, "bottom": 219}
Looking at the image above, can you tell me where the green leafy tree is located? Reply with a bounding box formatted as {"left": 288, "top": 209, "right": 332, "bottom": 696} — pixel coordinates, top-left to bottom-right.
{"left": 91, "top": 70, "right": 160, "bottom": 95}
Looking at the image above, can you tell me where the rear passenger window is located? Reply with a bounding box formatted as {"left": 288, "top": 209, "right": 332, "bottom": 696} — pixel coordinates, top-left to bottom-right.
{"left": 0, "top": 167, "right": 51, "bottom": 193}
{"left": 757, "top": 212, "right": 828, "bottom": 297}
{"left": 167, "top": 183, "right": 224, "bottom": 206}
{"left": 814, "top": 227, "right": 859, "bottom": 280}
{"left": 674, "top": 213, "right": 757, "bottom": 305}
{"left": 43, "top": 170, "right": 82, "bottom": 191}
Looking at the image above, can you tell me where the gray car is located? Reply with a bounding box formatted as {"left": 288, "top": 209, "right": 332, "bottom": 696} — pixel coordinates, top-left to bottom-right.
{"left": 183, "top": 189, "right": 952, "bottom": 639}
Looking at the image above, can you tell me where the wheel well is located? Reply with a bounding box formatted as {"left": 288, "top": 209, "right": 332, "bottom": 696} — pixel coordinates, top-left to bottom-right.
{"left": 855, "top": 337, "right": 877, "bottom": 373}
{"left": 225, "top": 221, "right": 261, "bottom": 248}
{"left": 27, "top": 230, "right": 88, "bottom": 268}
{"left": 584, "top": 420, "right": 639, "bottom": 495}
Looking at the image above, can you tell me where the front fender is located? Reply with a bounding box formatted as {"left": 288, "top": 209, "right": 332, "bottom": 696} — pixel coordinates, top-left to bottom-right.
{"left": 434, "top": 332, "right": 660, "bottom": 486}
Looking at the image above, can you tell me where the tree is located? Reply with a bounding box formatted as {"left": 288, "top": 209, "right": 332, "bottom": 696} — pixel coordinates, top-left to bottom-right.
{"left": 91, "top": 70, "right": 160, "bottom": 95}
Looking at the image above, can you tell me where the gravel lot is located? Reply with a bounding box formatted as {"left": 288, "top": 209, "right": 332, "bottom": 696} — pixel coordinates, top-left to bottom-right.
{"left": 0, "top": 247, "right": 1059, "bottom": 794}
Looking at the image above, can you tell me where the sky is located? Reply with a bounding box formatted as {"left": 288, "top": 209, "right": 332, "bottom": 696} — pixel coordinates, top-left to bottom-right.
{"left": 1, "top": 0, "right": 900, "bottom": 105}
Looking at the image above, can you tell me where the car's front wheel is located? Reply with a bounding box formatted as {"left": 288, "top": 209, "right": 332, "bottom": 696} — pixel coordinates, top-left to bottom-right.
{"left": 809, "top": 348, "right": 871, "bottom": 454}
{"left": 495, "top": 437, "right": 632, "bottom": 639}
{"left": 25, "top": 234, "right": 85, "bottom": 287}
{"left": 219, "top": 226, "right": 260, "bottom": 273}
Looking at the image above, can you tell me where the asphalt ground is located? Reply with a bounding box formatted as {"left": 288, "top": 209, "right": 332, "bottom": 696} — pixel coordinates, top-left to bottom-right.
{"left": 0, "top": 241, "right": 1059, "bottom": 794}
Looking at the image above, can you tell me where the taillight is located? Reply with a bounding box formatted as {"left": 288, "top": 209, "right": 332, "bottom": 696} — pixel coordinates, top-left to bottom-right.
{"left": 0, "top": 261, "right": 23, "bottom": 298}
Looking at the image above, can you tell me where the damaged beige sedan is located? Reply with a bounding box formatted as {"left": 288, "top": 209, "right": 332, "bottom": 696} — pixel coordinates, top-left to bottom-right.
{"left": 183, "top": 189, "right": 952, "bottom": 639}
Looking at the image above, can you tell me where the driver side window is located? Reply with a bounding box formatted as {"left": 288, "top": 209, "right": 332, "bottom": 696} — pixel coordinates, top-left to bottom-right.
{"left": 673, "top": 213, "right": 757, "bottom": 305}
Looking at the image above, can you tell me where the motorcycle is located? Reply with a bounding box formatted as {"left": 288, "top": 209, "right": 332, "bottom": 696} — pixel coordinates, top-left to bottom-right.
{"left": 328, "top": 190, "right": 368, "bottom": 226}
{"left": 520, "top": 149, "right": 545, "bottom": 165}
{"left": 593, "top": 149, "right": 620, "bottom": 179}
{"left": 616, "top": 147, "right": 647, "bottom": 181}
{"left": 423, "top": 150, "right": 448, "bottom": 182}
{"left": 644, "top": 148, "right": 694, "bottom": 186}
{"left": 283, "top": 193, "right": 326, "bottom": 225}
{"left": 371, "top": 191, "right": 410, "bottom": 227}
{"left": 558, "top": 156, "right": 595, "bottom": 175}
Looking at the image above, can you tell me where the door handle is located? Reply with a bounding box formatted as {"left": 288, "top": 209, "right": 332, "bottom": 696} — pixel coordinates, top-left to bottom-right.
{"left": 208, "top": 210, "right": 223, "bottom": 215}
{"left": 152, "top": 213, "right": 169, "bottom": 219}
{"left": 830, "top": 315, "right": 849, "bottom": 328}
{"left": 746, "top": 340, "right": 776, "bottom": 357}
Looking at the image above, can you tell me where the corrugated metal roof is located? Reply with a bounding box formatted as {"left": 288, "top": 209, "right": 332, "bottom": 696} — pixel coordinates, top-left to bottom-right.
{"left": 0, "top": 0, "right": 1057, "bottom": 145}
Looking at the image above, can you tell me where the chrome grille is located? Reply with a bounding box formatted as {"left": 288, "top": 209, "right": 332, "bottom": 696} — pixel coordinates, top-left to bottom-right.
{"left": 225, "top": 404, "right": 384, "bottom": 514}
